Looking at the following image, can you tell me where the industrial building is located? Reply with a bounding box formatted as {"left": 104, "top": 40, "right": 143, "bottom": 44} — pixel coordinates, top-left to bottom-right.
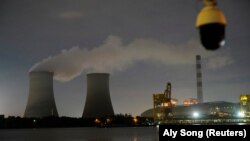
{"left": 142, "top": 101, "right": 240, "bottom": 119}
{"left": 24, "top": 71, "right": 58, "bottom": 118}
{"left": 82, "top": 73, "right": 115, "bottom": 118}
{"left": 183, "top": 98, "right": 198, "bottom": 106}
{"left": 142, "top": 55, "right": 241, "bottom": 123}
{"left": 153, "top": 83, "right": 177, "bottom": 121}
{"left": 240, "top": 94, "right": 250, "bottom": 117}
{"left": 143, "top": 81, "right": 240, "bottom": 121}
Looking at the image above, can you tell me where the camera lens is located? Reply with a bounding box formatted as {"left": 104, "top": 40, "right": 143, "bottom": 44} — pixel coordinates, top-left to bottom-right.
{"left": 199, "top": 23, "right": 225, "bottom": 50}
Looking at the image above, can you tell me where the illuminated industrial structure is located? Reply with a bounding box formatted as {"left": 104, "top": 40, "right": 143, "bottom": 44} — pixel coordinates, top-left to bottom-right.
{"left": 82, "top": 73, "right": 115, "bottom": 118}
{"left": 153, "top": 83, "right": 173, "bottom": 122}
{"left": 183, "top": 98, "right": 198, "bottom": 106}
{"left": 24, "top": 71, "right": 58, "bottom": 118}
{"left": 240, "top": 95, "right": 250, "bottom": 117}
{"left": 170, "top": 98, "right": 178, "bottom": 106}
{"left": 142, "top": 55, "right": 243, "bottom": 123}
{"left": 142, "top": 101, "right": 240, "bottom": 119}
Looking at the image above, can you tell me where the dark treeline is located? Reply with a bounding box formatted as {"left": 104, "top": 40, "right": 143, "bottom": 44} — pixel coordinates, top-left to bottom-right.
{"left": 0, "top": 114, "right": 154, "bottom": 129}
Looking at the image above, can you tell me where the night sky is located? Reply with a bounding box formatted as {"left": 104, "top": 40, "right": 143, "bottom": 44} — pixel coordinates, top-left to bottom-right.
{"left": 0, "top": 0, "right": 249, "bottom": 117}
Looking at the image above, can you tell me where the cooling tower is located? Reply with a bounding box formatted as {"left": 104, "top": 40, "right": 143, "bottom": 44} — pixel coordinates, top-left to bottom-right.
{"left": 82, "top": 73, "right": 114, "bottom": 118}
{"left": 24, "top": 71, "right": 58, "bottom": 118}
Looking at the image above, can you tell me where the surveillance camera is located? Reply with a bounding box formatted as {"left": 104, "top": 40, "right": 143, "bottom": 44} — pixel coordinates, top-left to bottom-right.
{"left": 196, "top": 0, "right": 226, "bottom": 50}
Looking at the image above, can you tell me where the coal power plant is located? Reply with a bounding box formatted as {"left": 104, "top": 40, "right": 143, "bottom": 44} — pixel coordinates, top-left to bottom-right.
{"left": 82, "top": 73, "right": 115, "bottom": 118}
{"left": 24, "top": 71, "right": 58, "bottom": 118}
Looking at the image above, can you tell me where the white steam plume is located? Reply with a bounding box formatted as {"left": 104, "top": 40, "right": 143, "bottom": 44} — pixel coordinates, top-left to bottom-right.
{"left": 30, "top": 35, "right": 234, "bottom": 81}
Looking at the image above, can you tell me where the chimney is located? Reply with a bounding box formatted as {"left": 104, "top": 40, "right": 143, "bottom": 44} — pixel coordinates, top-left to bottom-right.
{"left": 24, "top": 71, "right": 58, "bottom": 118}
{"left": 196, "top": 55, "right": 203, "bottom": 103}
{"left": 82, "top": 73, "right": 114, "bottom": 118}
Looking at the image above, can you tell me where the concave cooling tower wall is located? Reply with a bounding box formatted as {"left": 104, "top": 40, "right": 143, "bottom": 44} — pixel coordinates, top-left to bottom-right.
{"left": 24, "top": 71, "right": 58, "bottom": 118}
{"left": 82, "top": 73, "right": 114, "bottom": 118}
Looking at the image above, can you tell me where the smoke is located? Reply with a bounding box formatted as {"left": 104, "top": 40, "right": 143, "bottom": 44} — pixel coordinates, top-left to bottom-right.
{"left": 206, "top": 55, "right": 234, "bottom": 70}
{"left": 30, "top": 35, "right": 234, "bottom": 81}
{"left": 59, "top": 11, "right": 84, "bottom": 20}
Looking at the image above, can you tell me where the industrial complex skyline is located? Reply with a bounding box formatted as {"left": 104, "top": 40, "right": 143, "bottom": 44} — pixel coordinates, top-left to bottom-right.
{"left": 0, "top": 0, "right": 250, "bottom": 117}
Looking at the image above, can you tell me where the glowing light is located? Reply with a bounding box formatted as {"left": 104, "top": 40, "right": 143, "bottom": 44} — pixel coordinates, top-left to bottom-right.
{"left": 106, "top": 118, "right": 111, "bottom": 123}
{"left": 220, "top": 40, "right": 226, "bottom": 47}
{"left": 95, "top": 118, "right": 101, "bottom": 123}
{"left": 240, "top": 95, "right": 248, "bottom": 101}
{"left": 237, "top": 111, "right": 245, "bottom": 118}
{"left": 193, "top": 112, "right": 200, "bottom": 118}
{"left": 133, "top": 117, "right": 138, "bottom": 123}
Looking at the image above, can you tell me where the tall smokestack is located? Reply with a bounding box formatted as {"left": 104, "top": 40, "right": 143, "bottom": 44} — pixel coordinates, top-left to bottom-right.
{"left": 24, "top": 71, "right": 58, "bottom": 118}
{"left": 82, "top": 73, "right": 114, "bottom": 118}
{"left": 196, "top": 55, "right": 203, "bottom": 103}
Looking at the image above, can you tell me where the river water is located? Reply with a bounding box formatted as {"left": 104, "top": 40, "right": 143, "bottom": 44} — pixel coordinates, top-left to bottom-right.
{"left": 0, "top": 127, "right": 158, "bottom": 141}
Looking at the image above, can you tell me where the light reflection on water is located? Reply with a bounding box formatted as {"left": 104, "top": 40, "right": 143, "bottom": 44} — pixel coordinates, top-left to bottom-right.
{"left": 0, "top": 127, "right": 158, "bottom": 141}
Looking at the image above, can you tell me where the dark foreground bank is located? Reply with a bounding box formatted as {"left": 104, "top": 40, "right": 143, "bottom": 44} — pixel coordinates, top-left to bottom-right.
{"left": 0, "top": 114, "right": 154, "bottom": 129}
